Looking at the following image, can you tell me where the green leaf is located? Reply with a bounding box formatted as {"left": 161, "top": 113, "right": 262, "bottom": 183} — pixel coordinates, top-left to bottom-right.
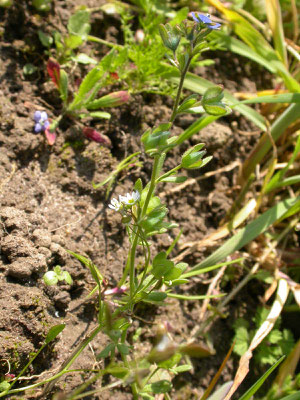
{"left": 158, "top": 353, "right": 181, "bottom": 369}
{"left": 202, "top": 103, "right": 230, "bottom": 116}
{"left": 0, "top": 0, "right": 13, "bottom": 7}
{"left": 0, "top": 381, "right": 10, "bottom": 392}
{"left": 176, "top": 94, "right": 199, "bottom": 114}
{"left": 165, "top": 278, "right": 189, "bottom": 287}
{"left": 74, "top": 67, "right": 104, "bottom": 103}
{"left": 233, "top": 326, "right": 249, "bottom": 356}
{"left": 279, "top": 329, "right": 295, "bottom": 354}
{"left": 134, "top": 178, "right": 143, "bottom": 195}
{"left": 152, "top": 251, "right": 174, "bottom": 279}
{"left": 89, "top": 111, "right": 111, "bottom": 119}
{"left": 38, "top": 30, "right": 53, "bottom": 47}
{"left": 172, "top": 364, "right": 192, "bottom": 373}
{"left": 144, "top": 380, "right": 172, "bottom": 394}
{"left": 72, "top": 53, "right": 97, "bottom": 64}
{"left": 164, "top": 262, "right": 187, "bottom": 281}
{"left": 117, "top": 343, "right": 130, "bottom": 355}
{"left": 45, "top": 324, "right": 65, "bottom": 344}
{"left": 32, "top": 0, "right": 51, "bottom": 11}
{"left": 145, "top": 292, "right": 167, "bottom": 302}
{"left": 106, "top": 365, "right": 129, "bottom": 379}
{"left": 59, "top": 69, "right": 68, "bottom": 103}
{"left": 141, "top": 394, "right": 155, "bottom": 400}
{"left": 23, "top": 63, "right": 37, "bottom": 75}
{"left": 140, "top": 206, "right": 168, "bottom": 236}
{"left": 43, "top": 271, "right": 58, "bottom": 286}
{"left": 268, "top": 329, "right": 282, "bottom": 344}
{"left": 159, "top": 176, "right": 187, "bottom": 183}
{"left": 278, "top": 393, "right": 300, "bottom": 400}
{"left": 202, "top": 86, "right": 224, "bottom": 104}
{"left": 61, "top": 271, "right": 73, "bottom": 285}
{"left": 68, "top": 10, "right": 91, "bottom": 40}
{"left": 238, "top": 356, "right": 285, "bottom": 400}
{"left": 64, "top": 34, "right": 83, "bottom": 50}
{"left": 97, "top": 343, "right": 115, "bottom": 359}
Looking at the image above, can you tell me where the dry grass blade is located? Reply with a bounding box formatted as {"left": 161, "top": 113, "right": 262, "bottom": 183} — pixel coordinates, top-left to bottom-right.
{"left": 200, "top": 342, "right": 235, "bottom": 400}
{"left": 222, "top": 278, "right": 289, "bottom": 400}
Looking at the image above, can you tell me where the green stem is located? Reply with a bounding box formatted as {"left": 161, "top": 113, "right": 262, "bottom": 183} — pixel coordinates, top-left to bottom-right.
{"left": 41, "top": 325, "right": 103, "bottom": 396}
{"left": 170, "top": 56, "right": 192, "bottom": 123}
{"left": 140, "top": 155, "right": 161, "bottom": 219}
{"left": 2, "top": 343, "right": 47, "bottom": 396}
{"left": 156, "top": 165, "right": 181, "bottom": 183}
{"left": 65, "top": 371, "right": 105, "bottom": 400}
{"left": 87, "top": 35, "right": 123, "bottom": 49}
{"left": 143, "top": 366, "right": 160, "bottom": 387}
{"left": 134, "top": 232, "right": 151, "bottom": 295}
{"left": 129, "top": 228, "right": 139, "bottom": 302}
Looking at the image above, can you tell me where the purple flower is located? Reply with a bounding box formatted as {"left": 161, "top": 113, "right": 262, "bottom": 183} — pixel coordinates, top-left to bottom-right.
{"left": 34, "top": 111, "right": 50, "bottom": 133}
{"left": 191, "top": 12, "right": 221, "bottom": 30}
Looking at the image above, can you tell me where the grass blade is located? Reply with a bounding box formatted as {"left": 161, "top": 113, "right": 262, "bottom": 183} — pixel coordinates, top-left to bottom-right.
{"left": 188, "top": 196, "right": 300, "bottom": 274}
{"left": 234, "top": 93, "right": 300, "bottom": 105}
{"left": 238, "top": 356, "right": 285, "bottom": 400}
{"left": 240, "top": 102, "right": 300, "bottom": 183}
{"left": 213, "top": 32, "right": 276, "bottom": 73}
{"left": 265, "top": 0, "right": 287, "bottom": 66}
{"left": 164, "top": 70, "right": 266, "bottom": 130}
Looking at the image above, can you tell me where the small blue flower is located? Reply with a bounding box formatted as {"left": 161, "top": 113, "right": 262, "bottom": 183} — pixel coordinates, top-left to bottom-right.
{"left": 191, "top": 12, "right": 221, "bottom": 30}
{"left": 34, "top": 111, "right": 50, "bottom": 133}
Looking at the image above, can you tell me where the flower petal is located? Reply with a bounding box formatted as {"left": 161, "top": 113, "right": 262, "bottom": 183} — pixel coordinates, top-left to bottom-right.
{"left": 34, "top": 111, "right": 42, "bottom": 123}
{"left": 191, "top": 12, "right": 200, "bottom": 22}
{"left": 197, "top": 13, "right": 212, "bottom": 24}
{"left": 45, "top": 127, "right": 56, "bottom": 145}
{"left": 40, "top": 111, "right": 48, "bottom": 121}
{"left": 34, "top": 123, "right": 42, "bottom": 133}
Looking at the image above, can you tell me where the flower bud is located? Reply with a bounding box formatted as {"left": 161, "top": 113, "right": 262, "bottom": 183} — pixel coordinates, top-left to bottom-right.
{"left": 181, "top": 143, "right": 210, "bottom": 169}
{"left": 83, "top": 127, "right": 112, "bottom": 146}
{"left": 159, "top": 23, "right": 181, "bottom": 52}
{"left": 202, "top": 85, "right": 224, "bottom": 104}
{"left": 201, "top": 86, "right": 231, "bottom": 116}
{"left": 121, "top": 215, "right": 132, "bottom": 225}
{"left": 87, "top": 91, "right": 130, "bottom": 109}
{"left": 47, "top": 58, "right": 60, "bottom": 88}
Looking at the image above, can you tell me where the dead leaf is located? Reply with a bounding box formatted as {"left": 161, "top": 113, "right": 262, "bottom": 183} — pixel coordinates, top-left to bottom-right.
{"left": 223, "top": 278, "right": 289, "bottom": 400}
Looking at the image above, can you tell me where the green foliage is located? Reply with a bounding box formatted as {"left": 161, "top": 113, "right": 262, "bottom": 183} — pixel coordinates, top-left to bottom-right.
{"left": 233, "top": 308, "right": 295, "bottom": 366}
{"left": 43, "top": 265, "right": 73, "bottom": 286}
{"left": 32, "top": 0, "right": 51, "bottom": 12}
{"left": 260, "top": 373, "right": 300, "bottom": 400}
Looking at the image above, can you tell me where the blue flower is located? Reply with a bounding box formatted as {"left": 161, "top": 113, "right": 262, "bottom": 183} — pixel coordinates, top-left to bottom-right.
{"left": 34, "top": 111, "right": 50, "bottom": 133}
{"left": 191, "top": 12, "right": 221, "bottom": 30}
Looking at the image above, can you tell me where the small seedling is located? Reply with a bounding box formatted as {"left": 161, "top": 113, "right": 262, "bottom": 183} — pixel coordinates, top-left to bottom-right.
{"left": 43, "top": 265, "right": 73, "bottom": 286}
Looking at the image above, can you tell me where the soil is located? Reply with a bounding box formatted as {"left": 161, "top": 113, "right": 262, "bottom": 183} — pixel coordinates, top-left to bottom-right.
{"left": 0, "top": 1, "right": 284, "bottom": 399}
